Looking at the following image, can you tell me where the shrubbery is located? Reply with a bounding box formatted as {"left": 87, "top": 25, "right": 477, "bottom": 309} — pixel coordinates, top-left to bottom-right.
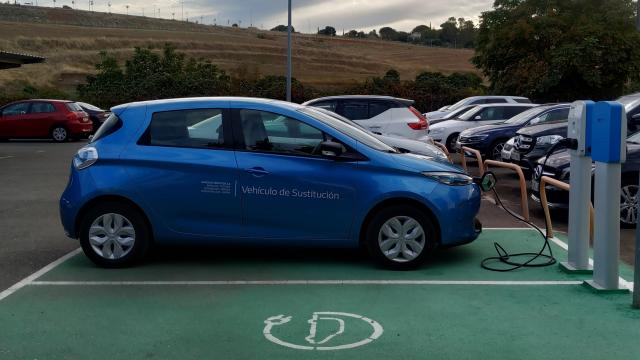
{"left": 1, "top": 44, "right": 485, "bottom": 112}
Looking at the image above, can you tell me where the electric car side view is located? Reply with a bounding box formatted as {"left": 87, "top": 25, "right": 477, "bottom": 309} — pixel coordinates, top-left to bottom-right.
{"left": 60, "top": 97, "right": 483, "bottom": 270}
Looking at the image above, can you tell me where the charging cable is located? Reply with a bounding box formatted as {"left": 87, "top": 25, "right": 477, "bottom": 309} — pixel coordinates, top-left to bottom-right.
{"left": 480, "top": 139, "right": 572, "bottom": 272}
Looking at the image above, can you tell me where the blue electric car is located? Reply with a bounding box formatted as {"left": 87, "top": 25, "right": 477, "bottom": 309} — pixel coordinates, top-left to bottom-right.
{"left": 60, "top": 97, "right": 483, "bottom": 270}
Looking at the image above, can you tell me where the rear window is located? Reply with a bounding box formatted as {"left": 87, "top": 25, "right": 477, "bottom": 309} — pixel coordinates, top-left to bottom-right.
{"left": 369, "top": 101, "right": 393, "bottom": 118}
{"left": 310, "top": 100, "right": 337, "bottom": 112}
{"left": 514, "top": 98, "right": 532, "bottom": 104}
{"left": 90, "top": 113, "right": 122, "bottom": 143}
{"left": 340, "top": 100, "right": 369, "bottom": 120}
{"left": 65, "top": 102, "right": 83, "bottom": 112}
{"left": 77, "top": 102, "right": 103, "bottom": 111}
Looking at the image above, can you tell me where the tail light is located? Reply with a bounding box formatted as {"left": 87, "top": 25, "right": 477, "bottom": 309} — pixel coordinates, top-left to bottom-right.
{"left": 67, "top": 111, "right": 89, "bottom": 122}
{"left": 407, "top": 106, "right": 429, "bottom": 130}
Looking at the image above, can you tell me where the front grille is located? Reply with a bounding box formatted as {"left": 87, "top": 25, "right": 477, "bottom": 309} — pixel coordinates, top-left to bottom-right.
{"left": 514, "top": 134, "right": 534, "bottom": 153}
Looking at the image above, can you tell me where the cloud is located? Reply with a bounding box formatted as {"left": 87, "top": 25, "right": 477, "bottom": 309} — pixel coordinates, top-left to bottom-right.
{"left": 49, "top": 0, "right": 493, "bottom": 32}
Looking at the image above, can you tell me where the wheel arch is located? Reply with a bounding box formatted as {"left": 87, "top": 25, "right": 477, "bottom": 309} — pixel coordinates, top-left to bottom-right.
{"left": 358, "top": 197, "right": 441, "bottom": 247}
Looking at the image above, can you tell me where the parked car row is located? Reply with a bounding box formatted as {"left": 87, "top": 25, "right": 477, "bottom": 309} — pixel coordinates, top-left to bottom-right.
{"left": 430, "top": 92, "right": 640, "bottom": 227}
{"left": 0, "top": 99, "right": 109, "bottom": 142}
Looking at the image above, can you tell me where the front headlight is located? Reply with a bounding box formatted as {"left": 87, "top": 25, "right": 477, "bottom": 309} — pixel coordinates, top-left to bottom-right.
{"left": 536, "top": 135, "right": 563, "bottom": 145}
{"left": 422, "top": 171, "right": 473, "bottom": 186}
{"left": 464, "top": 135, "right": 488, "bottom": 142}
{"left": 73, "top": 146, "right": 98, "bottom": 170}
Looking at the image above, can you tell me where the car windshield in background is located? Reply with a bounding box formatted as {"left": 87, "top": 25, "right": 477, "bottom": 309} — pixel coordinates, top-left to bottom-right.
{"left": 446, "top": 98, "right": 470, "bottom": 111}
{"left": 458, "top": 107, "right": 482, "bottom": 121}
{"left": 77, "top": 102, "right": 103, "bottom": 111}
{"left": 443, "top": 105, "right": 476, "bottom": 119}
{"left": 503, "top": 106, "right": 551, "bottom": 125}
{"left": 627, "top": 130, "right": 640, "bottom": 144}
{"left": 65, "top": 102, "right": 84, "bottom": 112}
{"left": 299, "top": 107, "right": 398, "bottom": 153}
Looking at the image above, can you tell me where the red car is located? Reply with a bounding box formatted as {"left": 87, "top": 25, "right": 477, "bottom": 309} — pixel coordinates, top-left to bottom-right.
{"left": 0, "top": 99, "right": 92, "bottom": 142}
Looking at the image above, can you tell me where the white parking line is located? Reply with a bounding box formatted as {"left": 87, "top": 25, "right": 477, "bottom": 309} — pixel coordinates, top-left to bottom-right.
{"left": 29, "top": 280, "right": 583, "bottom": 286}
{"left": 0, "top": 248, "right": 81, "bottom": 302}
{"left": 0, "top": 155, "right": 14, "bottom": 160}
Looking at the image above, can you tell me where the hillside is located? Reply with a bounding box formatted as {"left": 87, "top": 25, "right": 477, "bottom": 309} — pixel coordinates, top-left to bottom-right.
{"left": 0, "top": 4, "right": 478, "bottom": 94}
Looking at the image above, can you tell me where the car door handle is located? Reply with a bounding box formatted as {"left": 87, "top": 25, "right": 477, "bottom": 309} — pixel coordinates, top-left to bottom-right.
{"left": 245, "top": 167, "right": 270, "bottom": 176}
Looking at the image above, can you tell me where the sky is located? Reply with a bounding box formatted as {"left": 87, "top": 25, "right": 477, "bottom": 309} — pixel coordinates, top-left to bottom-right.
{"left": 37, "top": 0, "right": 495, "bottom": 33}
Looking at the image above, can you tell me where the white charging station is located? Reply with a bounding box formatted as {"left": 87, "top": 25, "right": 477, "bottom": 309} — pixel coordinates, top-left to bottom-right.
{"left": 562, "top": 101, "right": 593, "bottom": 273}
{"left": 584, "top": 102, "right": 628, "bottom": 292}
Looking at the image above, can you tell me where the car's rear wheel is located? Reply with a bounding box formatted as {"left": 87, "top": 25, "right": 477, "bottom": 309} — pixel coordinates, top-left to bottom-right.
{"left": 490, "top": 140, "right": 506, "bottom": 161}
{"left": 365, "top": 205, "right": 437, "bottom": 270}
{"left": 446, "top": 133, "right": 459, "bottom": 152}
{"left": 620, "top": 180, "right": 638, "bottom": 228}
{"left": 51, "top": 126, "right": 68, "bottom": 142}
{"left": 79, "top": 202, "right": 150, "bottom": 267}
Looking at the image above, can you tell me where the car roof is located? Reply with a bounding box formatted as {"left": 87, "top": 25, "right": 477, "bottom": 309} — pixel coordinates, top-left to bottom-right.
{"left": 472, "top": 103, "right": 537, "bottom": 108}
{"left": 303, "top": 95, "right": 414, "bottom": 105}
{"left": 464, "top": 95, "right": 529, "bottom": 100}
{"left": 111, "top": 97, "right": 304, "bottom": 113}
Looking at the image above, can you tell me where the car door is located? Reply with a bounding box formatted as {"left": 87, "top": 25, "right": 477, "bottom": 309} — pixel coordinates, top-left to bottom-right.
{"left": 0, "top": 102, "right": 31, "bottom": 138}
{"left": 233, "top": 108, "right": 357, "bottom": 241}
{"left": 123, "top": 107, "right": 243, "bottom": 238}
{"left": 23, "top": 101, "right": 58, "bottom": 138}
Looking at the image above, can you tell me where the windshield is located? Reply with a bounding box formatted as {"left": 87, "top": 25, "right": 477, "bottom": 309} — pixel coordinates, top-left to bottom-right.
{"left": 299, "top": 107, "right": 397, "bottom": 153}
{"left": 447, "top": 98, "right": 472, "bottom": 111}
{"left": 443, "top": 105, "right": 476, "bottom": 119}
{"left": 77, "top": 102, "right": 103, "bottom": 111}
{"left": 504, "top": 106, "right": 550, "bottom": 125}
{"left": 458, "top": 107, "right": 482, "bottom": 121}
{"left": 628, "top": 130, "right": 640, "bottom": 143}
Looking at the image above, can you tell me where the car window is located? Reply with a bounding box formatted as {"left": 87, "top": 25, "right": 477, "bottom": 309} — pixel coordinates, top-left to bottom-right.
{"left": 504, "top": 106, "right": 549, "bottom": 125}
{"left": 514, "top": 98, "right": 532, "bottom": 103}
{"left": 485, "top": 98, "right": 507, "bottom": 104}
{"left": 143, "top": 109, "right": 225, "bottom": 149}
{"left": 340, "top": 100, "right": 369, "bottom": 120}
{"left": 476, "top": 107, "right": 506, "bottom": 120}
{"left": 240, "top": 109, "right": 325, "bottom": 157}
{"left": 503, "top": 106, "right": 529, "bottom": 119}
{"left": 77, "top": 102, "right": 102, "bottom": 111}
{"left": 30, "top": 102, "right": 56, "bottom": 113}
{"left": 311, "top": 100, "right": 337, "bottom": 112}
{"left": 469, "top": 99, "right": 485, "bottom": 105}
{"left": 369, "top": 101, "right": 392, "bottom": 118}
{"left": 2, "top": 102, "right": 30, "bottom": 116}
{"left": 540, "top": 108, "right": 570, "bottom": 122}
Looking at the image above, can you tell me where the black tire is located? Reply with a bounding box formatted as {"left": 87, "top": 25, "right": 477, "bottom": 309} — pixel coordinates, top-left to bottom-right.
{"left": 365, "top": 205, "right": 437, "bottom": 270}
{"left": 620, "top": 177, "right": 638, "bottom": 229}
{"left": 489, "top": 140, "right": 507, "bottom": 161}
{"left": 446, "top": 133, "right": 459, "bottom": 152}
{"left": 79, "top": 201, "right": 151, "bottom": 268}
{"left": 51, "top": 126, "right": 69, "bottom": 142}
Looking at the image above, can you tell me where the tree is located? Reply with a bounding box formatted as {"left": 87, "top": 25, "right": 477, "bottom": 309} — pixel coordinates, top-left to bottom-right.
{"left": 368, "top": 29, "right": 379, "bottom": 38}
{"left": 379, "top": 27, "right": 398, "bottom": 40}
{"left": 473, "top": 0, "right": 640, "bottom": 101}
{"left": 271, "top": 24, "right": 294, "bottom": 32}
{"left": 318, "top": 26, "right": 336, "bottom": 36}
{"left": 345, "top": 29, "right": 359, "bottom": 38}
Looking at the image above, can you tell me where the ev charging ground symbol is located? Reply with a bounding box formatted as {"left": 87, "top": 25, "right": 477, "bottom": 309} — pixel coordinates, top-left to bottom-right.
{"left": 263, "top": 312, "right": 383, "bottom": 350}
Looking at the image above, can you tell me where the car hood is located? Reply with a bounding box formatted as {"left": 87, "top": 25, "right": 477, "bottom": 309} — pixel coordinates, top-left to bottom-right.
{"left": 517, "top": 120, "right": 567, "bottom": 136}
{"left": 430, "top": 119, "right": 467, "bottom": 129}
{"left": 390, "top": 152, "right": 464, "bottom": 173}
{"left": 461, "top": 122, "right": 519, "bottom": 136}
{"left": 375, "top": 134, "right": 449, "bottom": 161}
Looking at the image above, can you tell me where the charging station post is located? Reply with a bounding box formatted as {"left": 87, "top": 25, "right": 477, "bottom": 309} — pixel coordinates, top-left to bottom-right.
{"left": 584, "top": 102, "right": 628, "bottom": 292}
{"left": 634, "top": 203, "right": 640, "bottom": 307}
{"left": 562, "top": 101, "right": 593, "bottom": 273}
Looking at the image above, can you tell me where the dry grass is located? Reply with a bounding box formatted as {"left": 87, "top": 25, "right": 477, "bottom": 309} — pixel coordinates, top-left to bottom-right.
{"left": 0, "top": 6, "right": 477, "bottom": 93}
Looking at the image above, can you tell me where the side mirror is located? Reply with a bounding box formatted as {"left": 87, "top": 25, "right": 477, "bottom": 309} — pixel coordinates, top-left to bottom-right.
{"left": 529, "top": 117, "right": 541, "bottom": 125}
{"left": 474, "top": 171, "right": 497, "bottom": 192}
{"left": 319, "top": 141, "right": 344, "bottom": 159}
{"left": 474, "top": 115, "right": 482, "bottom": 120}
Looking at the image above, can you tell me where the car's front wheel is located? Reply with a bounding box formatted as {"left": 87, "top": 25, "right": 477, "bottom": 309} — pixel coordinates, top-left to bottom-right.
{"left": 620, "top": 181, "right": 639, "bottom": 228}
{"left": 365, "top": 205, "right": 437, "bottom": 270}
{"left": 79, "top": 202, "right": 150, "bottom": 267}
{"left": 490, "top": 140, "right": 506, "bottom": 161}
{"left": 446, "top": 133, "right": 459, "bottom": 152}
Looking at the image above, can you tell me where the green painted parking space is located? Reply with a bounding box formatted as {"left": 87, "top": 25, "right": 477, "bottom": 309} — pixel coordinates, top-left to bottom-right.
{"left": 0, "top": 229, "right": 637, "bottom": 360}
{"left": 38, "top": 229, "right": 599, "bottom": 282}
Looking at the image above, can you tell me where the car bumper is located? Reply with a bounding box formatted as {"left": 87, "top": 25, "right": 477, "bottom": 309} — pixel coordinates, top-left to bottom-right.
{"left": 431, "top": 183, "right": 482, "bottom": 247}
{"left": 69, "top": 122, "right": 94, "bottom": 136}
{"left": 456, "top": 141, "right": 489, "bottom": 155}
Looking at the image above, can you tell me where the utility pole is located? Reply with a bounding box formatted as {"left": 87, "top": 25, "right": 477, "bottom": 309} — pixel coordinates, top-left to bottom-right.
{"left": 286, "top": 0, "right": 292, "bottom": 102}
{"left": 637, "top": 0, "right": 640, "bottom": 31}
{"left": 181, "top": 0, "right": 184, "bottom": 21}
{"left": 125, "top": 4, "right": 129, "bottom": 15}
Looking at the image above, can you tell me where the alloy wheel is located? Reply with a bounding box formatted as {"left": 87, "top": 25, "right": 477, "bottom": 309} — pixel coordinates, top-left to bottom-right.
{"left": 52, "top": 127, "right": 67, "bottom": 142}
{"left": 620, "top": 184, "right": 639, "bottom": 226}
{"left": 377, "top": 216, "right": 426, "bottom": 263}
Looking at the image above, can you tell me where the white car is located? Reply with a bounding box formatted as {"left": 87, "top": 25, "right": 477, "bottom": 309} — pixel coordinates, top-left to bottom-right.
{"left": 428, "top": 103, "right": 537, "bottom": 150}
{"left": 302, "top": 95, "right": 430, "bottom": 142}
{"left": 425, "top": 95, "right": 531, "bottom": 122}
